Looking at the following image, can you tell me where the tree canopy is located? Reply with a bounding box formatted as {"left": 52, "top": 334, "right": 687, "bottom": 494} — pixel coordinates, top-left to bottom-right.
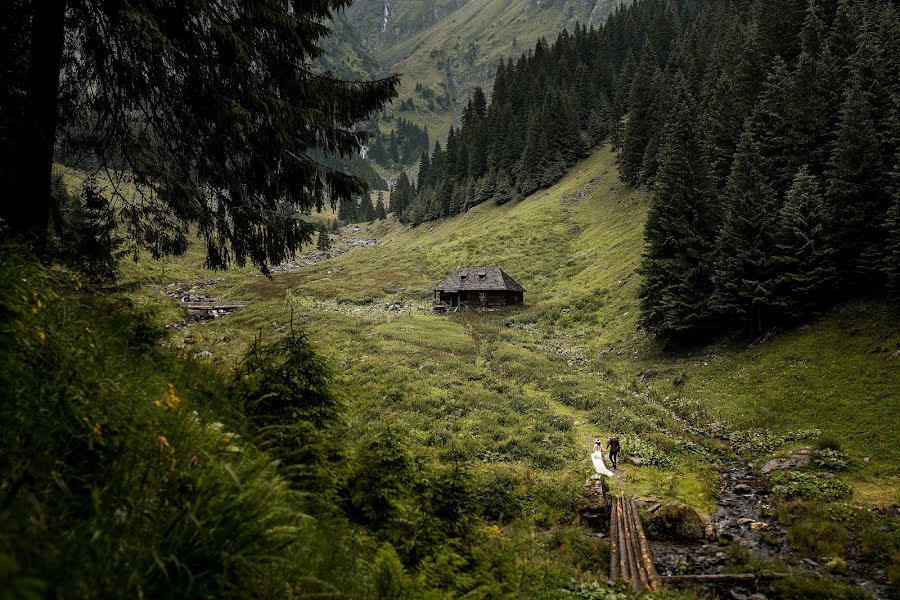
{"left": 0, "top": 0, "right": 398, "bottom": 271}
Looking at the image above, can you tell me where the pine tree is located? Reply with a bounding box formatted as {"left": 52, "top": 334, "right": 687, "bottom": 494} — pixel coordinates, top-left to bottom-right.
{"left": 2, "top": 0, "right": 398, "bottom": 268}
{"left": 638, "top": 78, "right": 718, "bottom": 339}
{"left": 712, "top": 131, "right": 780, "bottom": 338}
{"left": 771, "top": 168, "right": 834, "bottom": 322}
{"left": 620, "top": 42, "right": 659, "bottom": 185}
{"left": 316, "top": 222, "right": 331, "bottom": 252}
{"left": 888, "top": 179, "right": 900, "bottom": 296}
{"left": 824, "top": 69, "right": 888, "bottom": 288}
{"left": 360, "top": 195, "right": 376, "bottom": 223}
{"left": 375, "top": 191, "right": 387, "bottom": 220}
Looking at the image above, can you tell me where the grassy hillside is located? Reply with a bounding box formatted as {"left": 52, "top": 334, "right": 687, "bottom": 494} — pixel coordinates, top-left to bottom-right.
{"left": 113, "top": 145, "right": 900, "bottom": 593}
{"left": 346, "top": 0, "right": 629, "bottom": 139}
{"left": 124, "top": 145, "right": 900, "bottom": 504}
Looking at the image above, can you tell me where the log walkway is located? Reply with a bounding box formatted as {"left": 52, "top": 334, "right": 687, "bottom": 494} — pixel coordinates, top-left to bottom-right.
{"left": 609, "top": 496, "right": 661, "bottom": 592}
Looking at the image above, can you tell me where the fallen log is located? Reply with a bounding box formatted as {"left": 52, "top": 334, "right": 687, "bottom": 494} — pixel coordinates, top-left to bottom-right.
{"left": 662, "top": 571, "right": 795, "bottom": 584}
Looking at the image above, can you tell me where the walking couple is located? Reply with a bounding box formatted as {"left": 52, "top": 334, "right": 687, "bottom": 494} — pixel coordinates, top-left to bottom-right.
{"left": 591, "top": 435, "right": 620, "bottom": 476}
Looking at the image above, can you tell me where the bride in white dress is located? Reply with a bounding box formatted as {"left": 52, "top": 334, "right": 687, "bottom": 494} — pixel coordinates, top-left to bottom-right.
{"left": 592, "top": 438, "right": 614, "bottom": 476}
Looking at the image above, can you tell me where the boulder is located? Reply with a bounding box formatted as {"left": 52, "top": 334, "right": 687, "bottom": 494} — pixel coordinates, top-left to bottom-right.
{"left": 646, "top": 501, "right": 706, "bottom": 542}
{"left": 576, "top": 476, "right": 610, "bottom": 530}
{"left": 761, "top": 452, "right": 811, "bottom": 474}
{"left": 733, "top": 483, "right": 753, "bottom": 495}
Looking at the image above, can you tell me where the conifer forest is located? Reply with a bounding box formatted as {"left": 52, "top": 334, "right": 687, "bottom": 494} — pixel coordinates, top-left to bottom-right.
{"left": 1, "top": 0, "right": 898, "bottom": 599}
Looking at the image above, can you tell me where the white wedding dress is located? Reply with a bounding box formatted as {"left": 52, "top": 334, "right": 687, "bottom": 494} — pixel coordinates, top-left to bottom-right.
{"left": 592, "top": 450, "right": 614, "bottom": 476}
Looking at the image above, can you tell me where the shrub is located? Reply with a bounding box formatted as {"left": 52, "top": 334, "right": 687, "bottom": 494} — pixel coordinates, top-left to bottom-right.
{"left": 813, "top": 448, "right": 851, "bottom": 471}
{"left": 769, "top": 471, "right": 852, "bottom": 502}
{"left": 228, "top": 329, "right": 340, "bottom": 493}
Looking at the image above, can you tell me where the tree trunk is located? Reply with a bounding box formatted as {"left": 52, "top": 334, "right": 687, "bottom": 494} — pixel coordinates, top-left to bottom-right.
{"left": 8, "top": 0, "right": 67, "bottom": 253}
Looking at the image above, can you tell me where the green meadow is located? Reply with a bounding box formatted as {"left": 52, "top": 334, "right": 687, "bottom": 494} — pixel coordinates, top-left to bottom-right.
{"left": 123, "top": 145, "right": 900, "bottom": 509}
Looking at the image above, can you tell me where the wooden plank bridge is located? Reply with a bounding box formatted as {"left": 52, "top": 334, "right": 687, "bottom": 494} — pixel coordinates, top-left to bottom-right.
{"left": 609, "top": 496, "right": 662, "bottom": 592}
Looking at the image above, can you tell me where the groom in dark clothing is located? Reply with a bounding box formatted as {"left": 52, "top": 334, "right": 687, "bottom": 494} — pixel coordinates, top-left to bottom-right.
{"left": 607, "top": 436, "right": 620, "bottom": 469}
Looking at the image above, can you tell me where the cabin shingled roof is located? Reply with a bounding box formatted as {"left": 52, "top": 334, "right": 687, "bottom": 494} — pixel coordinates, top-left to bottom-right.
{"left": 431, "top": 266, "right": 526, "bottom": 293}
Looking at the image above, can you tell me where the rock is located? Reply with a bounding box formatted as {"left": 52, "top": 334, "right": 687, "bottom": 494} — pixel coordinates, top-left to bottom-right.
{"left": 647, "top": 501, "right": 706, "bottom": 542}
{"left": 628, "top": 456, "right": 644, "bottom": 466}
{"left": 193, "top": 350, "right": 214, "bottom": 359}
{"left": 864, "top": 457, "right": 870, "bottom": 463}
{"left": 750, "top": 521, "right": 769, "bottom": 531}
{"left": 705, "top": 524, "right": 718, "bottom": 541}
{"left": 817, "top": 472, "right": 835, "bottom": 479}
{"left": 733, "top": 483, "right": 753, "bottom": 495}
{"left": 576, "top": 476, "right": 610, "bottom": 530}
{"left": 801, "top": 558, "right": 819, "bottom": 569}
{"left": 761, "top": 452, "right": 811, "bottom": 474}
{"left": 648, "top": 503, "right": 662, "bottom": 514}
{"left": 637, "top": 369, "right": 657, "bottom": 382}
{"left": 729, "top": 591, "right": 748, "bottom": 600}
{"left": 748, "top": 594, "right": 768, "bottom": 600}
{"left": 738, "top": 517, "right": 755, "bottom": 526}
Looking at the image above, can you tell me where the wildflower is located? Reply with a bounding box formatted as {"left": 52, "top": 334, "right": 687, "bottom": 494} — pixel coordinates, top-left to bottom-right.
{"left": 160, "top": 383, "right": 180, "bottom": 411}
{"left": 157, "top": 435, "right": 170, "bottom": 452}
{"left": 91, "top": 422, "right": 102, "bottom": 437}
{"left": 189, "top": 455, "right": 199, "bottom": 468}
{"left": 225, "top": 445, "right": 242, "bottom": 453}
{"left": 37, "top": 330, "right": 46, "bottom": 343}
{"left": 209, "top": 421, "right": 224, "bottom": 431}
{"left": 74, "top": 281, "right": 82, "bottom": 290}
{"left": 85, "top": 327, "right": 92, "bottom": 335}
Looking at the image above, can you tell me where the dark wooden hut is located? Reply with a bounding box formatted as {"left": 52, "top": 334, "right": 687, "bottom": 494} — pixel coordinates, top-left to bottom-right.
{"left": 432, "top": 266, "right": 525, "bottom": 311}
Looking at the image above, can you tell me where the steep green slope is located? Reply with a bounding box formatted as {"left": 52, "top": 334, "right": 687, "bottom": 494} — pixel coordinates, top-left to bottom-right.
{"left": 345, "top": 0, "right": 629, "bottom": 138}
{"left": 120, "top": 145, "right": 899, "bottom": 593}
{"left": 127, "top": 146, "right": 900, "bottom": 507}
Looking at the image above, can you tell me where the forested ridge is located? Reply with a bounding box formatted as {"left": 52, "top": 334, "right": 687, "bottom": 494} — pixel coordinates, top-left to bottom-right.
{"left": 404, "top": 0, "right": 900, "bottom": 339}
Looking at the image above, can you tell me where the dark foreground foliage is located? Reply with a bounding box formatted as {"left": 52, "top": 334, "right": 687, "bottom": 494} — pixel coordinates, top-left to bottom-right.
{"left": 0, "top": 246, "right": 635, "bottom": 598}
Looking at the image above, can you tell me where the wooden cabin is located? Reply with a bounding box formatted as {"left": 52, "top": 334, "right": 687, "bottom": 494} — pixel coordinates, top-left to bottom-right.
{"left": 432, "top": 266, "right": 525, "bottom": 312}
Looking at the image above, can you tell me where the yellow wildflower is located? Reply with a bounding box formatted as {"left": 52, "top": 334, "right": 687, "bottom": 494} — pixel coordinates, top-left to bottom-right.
{"left": 91, "top": 423, "right": 102, "bottom": 437}
{"left": 38, "top": 331, "right": 46, "bottom": 343}
{"left": 163, "top": 383, "right": 181, "bottom": 411}
{"left": 157, "top": 435, "right": 170, "bottom": 452}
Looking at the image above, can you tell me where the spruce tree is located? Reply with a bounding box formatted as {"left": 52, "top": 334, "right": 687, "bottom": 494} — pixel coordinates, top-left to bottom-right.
{"left": 620, "top": 42, "right": 659, "bottom": 185}
{"left": 316, "top": 223, "right": 331, "bottom": 252}
{"left": 824, "top": 69, "right": 888, "bottom": 288}
{"left": 771, "top": 168, "right": 834, "bottom": 322}
{"left": 712, "top": 131, "right": 780, "bottom": 338}
{"left": 2, "top": 0, "right": 398, "bottom": 269}
{"left": 375, "top": 192, "right": 387, "bottom": 220}
{"left": 638, "top": 78, "right": 717, "bottom": 339}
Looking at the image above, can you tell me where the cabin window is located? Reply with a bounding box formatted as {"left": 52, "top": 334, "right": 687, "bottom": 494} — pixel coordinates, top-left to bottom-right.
{"left": 478, "top": 274, "right": 486, "bottom": 280}
{"left": 460, "top": 275, "right": 467, "bottom": 280}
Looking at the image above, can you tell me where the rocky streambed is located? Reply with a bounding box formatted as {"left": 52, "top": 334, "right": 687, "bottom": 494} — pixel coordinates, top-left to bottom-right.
{"left": 648, "top": 456, "right": 893, "bottom": 599}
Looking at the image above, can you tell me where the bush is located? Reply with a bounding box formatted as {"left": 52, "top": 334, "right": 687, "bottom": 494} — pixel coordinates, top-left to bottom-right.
{"left": 48, "top": 178, "right": 125, "bottom": 282}
{"left": 813, "top": 448, "right": 851, "bottom": 471}
{"left": 228, "top": 329, "right": 340, "bottom": 493}
{"left": 769, "top": 471, "right": 852, "bottom": 502}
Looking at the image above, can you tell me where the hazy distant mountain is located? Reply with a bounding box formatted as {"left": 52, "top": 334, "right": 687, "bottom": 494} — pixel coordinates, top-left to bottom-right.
{"left": 337, "top": 0, "right": 629, "bottom": 140}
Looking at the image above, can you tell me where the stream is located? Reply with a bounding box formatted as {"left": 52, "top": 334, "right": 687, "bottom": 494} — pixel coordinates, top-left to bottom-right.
{"left": 648, "top": 458, "right": 893, "bottom": 599}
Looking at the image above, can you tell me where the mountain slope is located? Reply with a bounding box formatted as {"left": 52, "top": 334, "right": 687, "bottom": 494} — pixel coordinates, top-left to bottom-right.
{"left": 343, "top": 0, "right": 629, "bottom": 138}
{"left": 127, "top": 145, "right": 900, "bottom": 504}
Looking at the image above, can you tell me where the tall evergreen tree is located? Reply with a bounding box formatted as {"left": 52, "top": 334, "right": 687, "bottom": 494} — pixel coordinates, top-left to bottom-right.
{"left": 712, "top": 131, "right": 780, "bottom": 338}
{"left": 639, "top": 78, "right": 718, "bottom": 339}
{"left": 620, "top": 42, "right": 659, "bottom": 185}
{"left": 317, "top": 222, "right": 332, "bottom": 252}
{"left": 1, "top": 0, "right": 398, "bottom": 270}
{"left": 824, "top": 67, "right": 888, "bottom": 288}
{"left": 375, "top": 191, "right": 387, "bottom": 220}
{"left": 771, "top": 168, "right": 834, "bottom": 321}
